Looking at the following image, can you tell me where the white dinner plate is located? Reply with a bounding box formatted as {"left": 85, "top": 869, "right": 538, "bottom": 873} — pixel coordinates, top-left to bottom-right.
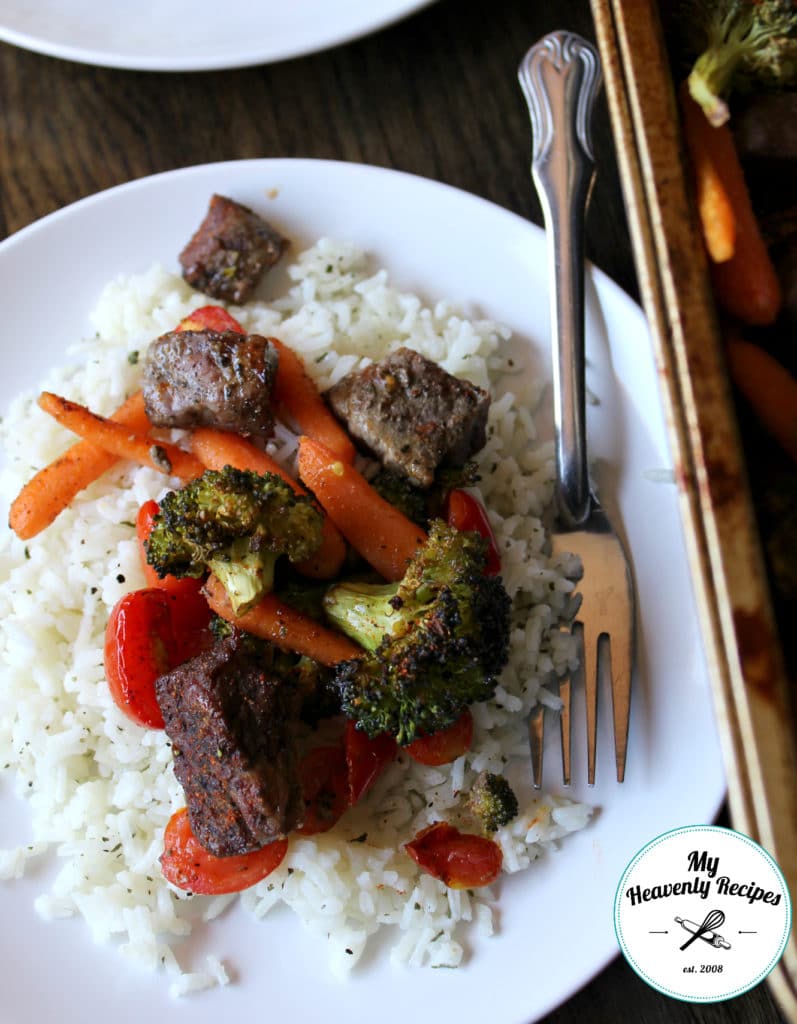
{"left": 0, "top": 0, "right": 435, "bottom": 71}
{"left": 0, "top": 159, "right": 725, "bottom": 1024}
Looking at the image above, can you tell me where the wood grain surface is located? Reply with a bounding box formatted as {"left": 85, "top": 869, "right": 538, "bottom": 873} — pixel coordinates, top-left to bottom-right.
{"left": 0, "top": 0, "right": 788, "bottom": 1021}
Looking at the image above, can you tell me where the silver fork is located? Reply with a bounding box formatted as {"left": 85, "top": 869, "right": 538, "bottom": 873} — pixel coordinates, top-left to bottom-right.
{"left": 518, "top": 31, "right": 635, "bottom": 787}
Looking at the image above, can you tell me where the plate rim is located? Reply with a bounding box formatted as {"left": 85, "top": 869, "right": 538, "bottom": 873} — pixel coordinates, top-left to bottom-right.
{"left": 0, "top": 0, "right": 437, "bottom": 71}
{"left": 0, "top": 155, "right": 641, "bottom": 321}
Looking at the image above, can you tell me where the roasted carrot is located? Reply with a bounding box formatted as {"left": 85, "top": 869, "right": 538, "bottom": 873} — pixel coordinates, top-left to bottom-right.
{"left": 9, "top": 390, "right": 151, "bottom": 540}
{"left": 297, "top": 436, "right": 427, "bottom": 582}
{"left": 726, "top": 338, "right": 797, "bottom": 464}
{"left": 271, "top": 339, "right": 356, "bottom": 463}
{"left": 204, "top": 575, "right": 361, "bottom": 666}
{"left": 37, "top": 392, "right": 205, "bottom": 481}
{"left": 679, "top": 84, "right": 736, "bottom": 263}
{"left": 680, "top": 85, "right": 781, "bottom": 325}
{"left": 190, "top": 426, "right": 347, "bottom": 579}
{"left": 190, "top": 426, "right": 296, "bottom": 479}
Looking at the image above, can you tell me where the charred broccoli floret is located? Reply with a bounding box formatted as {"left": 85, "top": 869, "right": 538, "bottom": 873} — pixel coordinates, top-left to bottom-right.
{"left": 324, "top": 520, "right": 511, "bottom": 745}
{"left": 680, "top": 0, "right": 797, "bottom": 126}
{"left": 434, "top": 460, "right": 481, "bottom": 493}
{"left": 146, "top": 466, "right": 323, "bottom": 615}
{"left": 274, "top": 576, "right": 330, "bottom": 622}
{"left": 370, "top": 462, "right": 482, "bottom": 528}
{"left": 369, "top": 469, "right": 429, "bottom": 527}
{"left": 468, "top": 771, "right": 519, "bottom": 834}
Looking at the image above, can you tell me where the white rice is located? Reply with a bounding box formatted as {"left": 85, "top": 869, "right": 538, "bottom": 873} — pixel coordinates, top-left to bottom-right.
{"left": 0, "top": 239, "right": 589, "bottom": 992}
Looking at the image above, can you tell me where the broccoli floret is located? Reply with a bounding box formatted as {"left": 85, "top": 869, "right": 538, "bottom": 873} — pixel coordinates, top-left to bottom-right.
{"left": 146, "top": 466, "right": 323, "bottom": 616}
{"left": 468, "top": 771, "right": 519, "bottom": 834}
{"left": 324, "top": 520, "right": 511, "bottom": 745}
{"left": 370, "top": 462, "right": 482, "bottom": 528}
{"left": 291, "top": 655, "right": 342, "bottom": 724}
{"left": 434, "top": 460, "right": 481, "bottom": 493}
{"left": 274, "top": 576, "right": 330, "bottom": 622}
{"left": 680, "top": 0, "right": 797, "bottom": 126}
{"left": 209, "top": 613, "right": 236, "bottom": 643}
{"left": 369, "top": 469, "right": 429, "bottom": 527}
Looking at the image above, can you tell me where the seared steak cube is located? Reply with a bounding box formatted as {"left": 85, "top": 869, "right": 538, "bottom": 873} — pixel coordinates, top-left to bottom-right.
{"left": 155, "top": 635, "right": 304, "bottom": 857}
{"left": 326, "top": 347, "right": 491, "bottom": 488}
{"left": 179, "top": 194, "right": 287, "bottom": 303}
{"left": 142, "top": 328, "right": 279, "bottom": 439}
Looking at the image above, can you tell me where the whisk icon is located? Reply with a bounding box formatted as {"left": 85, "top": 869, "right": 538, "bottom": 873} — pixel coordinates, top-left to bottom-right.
{"left": 675, "top": 909, "right": 731, "bottom": 951}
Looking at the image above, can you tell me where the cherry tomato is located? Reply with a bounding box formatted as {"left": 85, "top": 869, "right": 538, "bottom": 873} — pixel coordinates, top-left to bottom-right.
{"left": 295, "top": 744, "right": 349, "bottom": 835}
{"left": 404, "top": 711, "right": 473, "bottom": 766}
{"left": 104, "top": 586, "right": 212, "bottom": 728}
{"left": 104, "top": 589, "right": 174, "bottom": 728}
{"left": 405, "top": 821, "right": 503, "bottom": 889}
{"left": 136, "top": 500, "right": 205, "bottom": 595}
{"left": 445, "top": 489, "right": 501, "bottom": 576}
{"left": 161, "top": 808, "right": 289, "bottom": 895}
{"left": 168, "top": 585, "right": 214, "bottom": 664}
{"left": 344, "top": 720, "right": 397, "bottom": 805}
{"left": 177, "top": 305, "right": 244, "bottom": 335}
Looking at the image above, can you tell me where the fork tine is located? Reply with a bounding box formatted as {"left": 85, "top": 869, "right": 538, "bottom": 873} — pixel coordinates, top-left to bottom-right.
{"left": 578, "top": 620, "right": 599, "bottom": 785}
{"left": 609, "top": 612, "right": 633, "bottom": 783}
{"left": 559, "top": 675, "right": 572, "bottom": 786}
{"left": 529, "top": 706, "right": 544, "bottom": 790}
{"left": 529, "top": 671, "right": 573, "bottom": 789}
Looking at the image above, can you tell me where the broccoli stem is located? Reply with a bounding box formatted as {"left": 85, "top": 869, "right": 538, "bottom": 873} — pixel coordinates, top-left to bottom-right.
{"left": 323, "top": 581, "right": 408, "bottom": 652}
{"left": 688, "top": 58, "right": 733, "bottom": 127}
{"left": 208, "top": 539, "right": 277, "bottom": 616}
{"left": 686, "top": 2, "right": 796, "bottom": 127}
{"left": 687, "top": 7, "right": 752, "bottom": 126}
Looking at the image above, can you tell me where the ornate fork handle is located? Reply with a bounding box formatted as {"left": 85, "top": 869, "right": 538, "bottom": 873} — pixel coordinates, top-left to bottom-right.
{"left": 518, "top": 33, "right": 602, "bottom": 528}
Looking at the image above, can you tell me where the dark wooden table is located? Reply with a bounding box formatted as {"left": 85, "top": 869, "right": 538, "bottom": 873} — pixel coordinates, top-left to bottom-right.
{"left": 0, "top": 1, "right": 788, "bottom": 1021}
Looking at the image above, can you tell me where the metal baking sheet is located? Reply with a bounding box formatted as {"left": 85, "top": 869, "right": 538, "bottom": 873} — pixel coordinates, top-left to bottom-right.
{"left": 589, "top": 0, "right": 797, "bottom": 1015}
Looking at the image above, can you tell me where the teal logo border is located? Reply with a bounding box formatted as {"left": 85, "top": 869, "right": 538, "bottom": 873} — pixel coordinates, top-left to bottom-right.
{"left": 614, "top": 824, "right": 792, "bottom": 1003}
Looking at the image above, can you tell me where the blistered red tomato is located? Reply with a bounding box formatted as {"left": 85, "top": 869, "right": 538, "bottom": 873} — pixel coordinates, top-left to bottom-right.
{"left": 161, "top": 808, "right": 288, "bottom": 894}
{"left": 295, "top": 744, "right": 349, "bottom": 835}
{"left": 167, "top": 585, "right": 214, "bottom": 664}
{"left": 445, "top": 489, "right": 501, "bottom": 575}
{"left": 344, "top": 721, "right": 397, "bottom": 805}
{"left": 177, "top": 305, "right": 244, "bottom": 335}
{"left": 404, "top": 711, "right": 473, "bottom": 766}
{"left": 405, "top": 821, "right": 502, "bottom": 889}
{"left": 104, "top": 586, "right": 212, "bottom": 728}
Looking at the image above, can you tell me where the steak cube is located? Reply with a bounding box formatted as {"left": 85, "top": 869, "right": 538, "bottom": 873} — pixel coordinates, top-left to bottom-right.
{"left": 179, "top": 194, "right": 287, "bottom": 303}
{"left": 326, "top": 347, "right": 491, "bottom": 488}
{"left": 155, "top": 636, "right": 304, "bottom": 857}
{"left": 142, "top": 328, "right": 279, "bottom": 439}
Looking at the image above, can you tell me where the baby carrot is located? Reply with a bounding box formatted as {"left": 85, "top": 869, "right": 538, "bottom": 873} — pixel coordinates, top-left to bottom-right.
{"left": 9, "top": 390, "right": 151, "bottom": 540}
{"left": 37, "top": 392, "right": 205, "bottom": 481}
{"left": 204, "top": 575, "right": 361, "bottom": 666}
{"left": 679, "top": 83, "right": 736, "bottom": 263}
{"left": 297, "top": 436, "right": 427, "bottom": 582}
{"left": 190, "top": 426, "right": 347, "bottom": 578}
{"left": 190, "top": 426, "right": 295, "bottom": 479}
{"left": 680, "top": 85, "right": 781, "bottom": 325}
{"left": 271, "top": 339, "right": 356, "bottom": 463}
{"left": 726, "top": 338, "right": 797, "bottom": 464}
